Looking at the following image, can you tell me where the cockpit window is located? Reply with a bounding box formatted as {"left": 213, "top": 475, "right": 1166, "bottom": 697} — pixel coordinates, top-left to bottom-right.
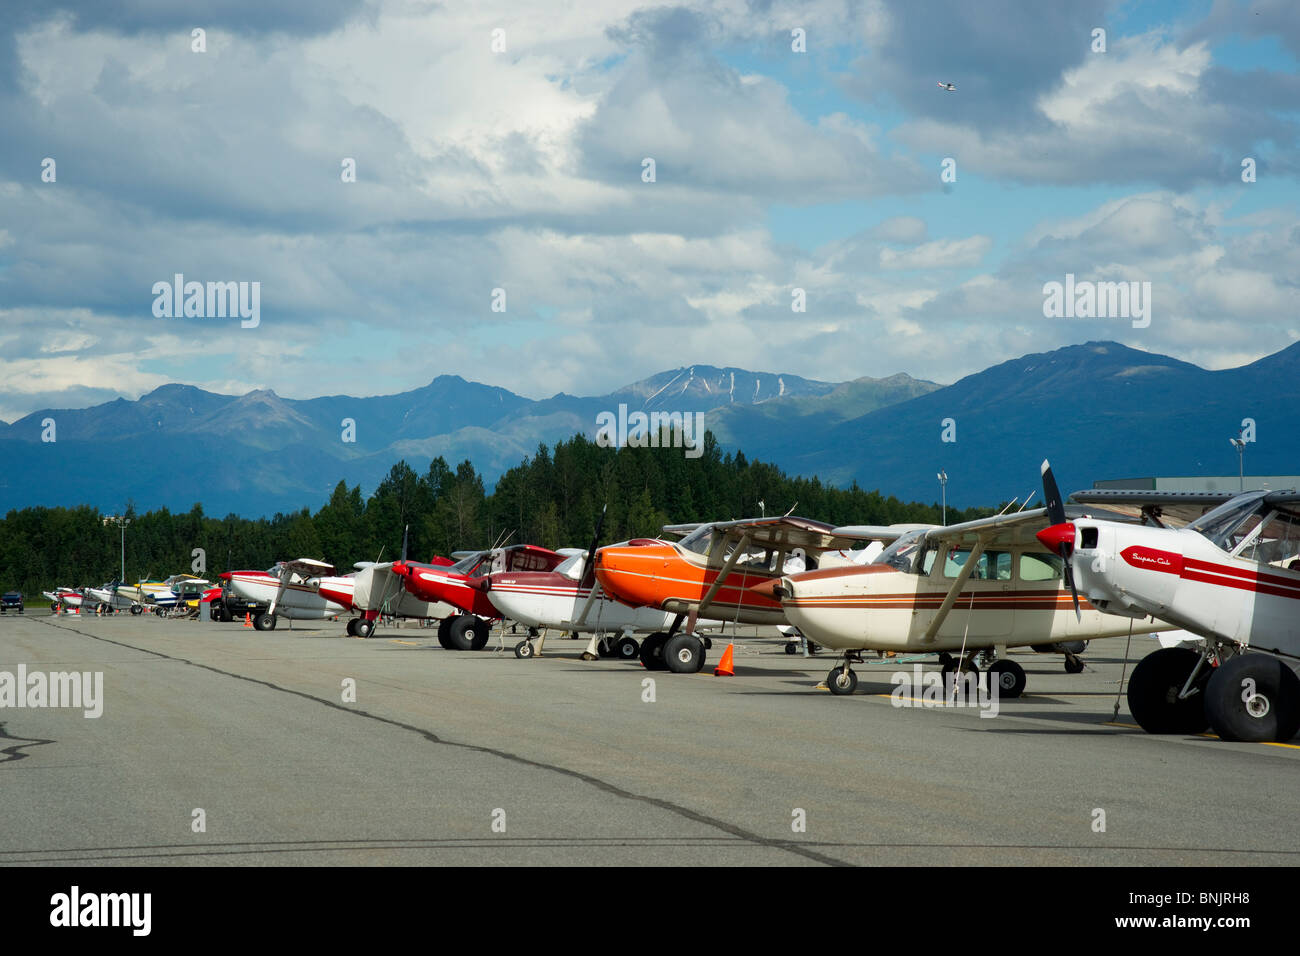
{"left": 1235, "top": 510, "right": 1300, "bottom": 567}
{"left": 554, "top": 554, "right": 585, "bottom": 580}
{"left": 872, "top": 530, "right": 926, "bottom": 572}
{"left": 1188, "top": 493, "right": 1270, "bottom": 552}
{"left": 677, "top": 526, "right": 713, "bottom": 555}
{"left": 450, "top": 552, "right": 484, "bottom": 574}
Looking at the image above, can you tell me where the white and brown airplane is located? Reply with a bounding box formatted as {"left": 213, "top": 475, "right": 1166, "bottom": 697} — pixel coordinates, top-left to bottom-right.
{"left": 758, "top": 466, "right": 1171, "bottom": 698}
{"left": 1045, "top": 481, "right": 1300, "bottom": 742}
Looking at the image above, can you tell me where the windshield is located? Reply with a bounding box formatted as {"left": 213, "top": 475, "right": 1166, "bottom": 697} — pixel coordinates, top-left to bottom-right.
{"left": 871, "top": 529, "right": 926, "bottom": 572}
{"left": 450, "top": 552, "right": 485, "bottom": 574}
{"left": 554, "top": 554, "right": 584, "bottom": 580}
{"left": 677, "top": 525, "right": 713, "bottom": 555}
{"left": 1187, "top": 492, "right": 1269, "bottom": 551}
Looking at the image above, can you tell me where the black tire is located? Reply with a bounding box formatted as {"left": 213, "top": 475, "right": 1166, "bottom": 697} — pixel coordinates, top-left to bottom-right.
{"left": 514, "top": 640, "right": 533, "bottom": 659}
{"left": 346, "top": 618, "right": 358, "bottom": 636}
{"left": 784, "top": 642, "right": 797, "bottom": 655}
{"left": 1126, "top": 647, "right": 1209, "bottom": 735}
{"left": 639, "top": 632, "right": 668, "bottom": 670}
{"left": 447, "top": 615, "right": 489, "bottom": 651}
{"left": 1205, "top": 654, "right": 1300, "bottom": 743}
{"left": 614, "top": 635, "right": 639, "bottom": 660}
{"left": 663, "top": 634, "right": 705, "bottom": 673}
{"left": 988, "top": 660, "right": 1026, "bottom": 699}
{"left": 130, "top": 604, "right": 143, "bottom": 616}
{"left": 596, "top": 637, "right": 615, "bottom": 658}
{"left": 1064, "top": 655, "right": 1085, "bottom": 674}
{"left": 437, "top": 617, "right": 454, "bottom": 649}
{"left": 702, "top": 637, "right": 712, "bottom": 650}
{"left": 827, "top": 666, "right": 858, "bottom": 695}
{"left": 466, "top": 618, "right": 490, "bottom": 651}
{"left": 355, "top": 618, "right": 375, "bottom": 639}
{"left": 253, "top": 612, "right": 277, "bottom": 632}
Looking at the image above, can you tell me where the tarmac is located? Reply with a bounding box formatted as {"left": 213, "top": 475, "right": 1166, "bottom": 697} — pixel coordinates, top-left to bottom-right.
{"left": 1, "top": 611, "right": 1297, "bottom": 866}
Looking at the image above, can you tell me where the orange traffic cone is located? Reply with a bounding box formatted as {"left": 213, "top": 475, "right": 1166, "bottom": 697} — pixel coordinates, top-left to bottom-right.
{"left": 243, "top": 612, "right": 253, "bottom": 628}
{"left": 713, "top": 642, "right": 735, "bottom": 676}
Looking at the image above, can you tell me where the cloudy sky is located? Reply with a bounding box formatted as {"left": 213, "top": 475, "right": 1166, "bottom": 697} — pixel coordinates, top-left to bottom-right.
{"left": 1, "top": 0, "right": 1297, "bottom": 420}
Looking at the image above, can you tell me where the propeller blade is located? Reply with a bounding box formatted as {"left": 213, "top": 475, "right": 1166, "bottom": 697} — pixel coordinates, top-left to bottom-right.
{"left": 1040, "top": 459, "right": 1066, "bottom": 526}
{"left": 1039, "top": 460, "right": 1080, "bottom": 620}
{"left": 577, "top": 504, "right": 607, "bottom": 591}
{"left": 401, "top": 524, "right": 409, "bottom": 564}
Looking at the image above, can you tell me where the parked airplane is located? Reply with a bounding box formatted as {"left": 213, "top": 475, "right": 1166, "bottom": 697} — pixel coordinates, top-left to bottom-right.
{"left": 222, "top": 560, "right": 354, "bottom": 630}
{"left": 759, "top": 468, "right": 1168, "bottom": 697}
{"left": 1041, "top": 479, "right": 1300, "bottom": 742}
{"left": 391, "top": 545, "right": 568, "bottom": 650}
{"left": 592, "top": 517, "right": 863, "bottom": 671}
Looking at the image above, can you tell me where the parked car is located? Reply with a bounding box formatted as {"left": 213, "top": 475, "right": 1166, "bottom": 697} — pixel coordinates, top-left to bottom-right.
{"left": 1, "top": 591, "right": 24, "bottom": 614}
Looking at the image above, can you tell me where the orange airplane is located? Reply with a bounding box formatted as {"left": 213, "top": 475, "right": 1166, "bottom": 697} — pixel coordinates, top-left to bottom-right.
{"left": 590, "top": 517, "right": 868, "bottom": 672}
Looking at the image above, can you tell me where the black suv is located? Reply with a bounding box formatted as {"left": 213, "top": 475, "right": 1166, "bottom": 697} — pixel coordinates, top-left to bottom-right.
{"left": 1, "top": 591, "right": 23, "bottom": 614}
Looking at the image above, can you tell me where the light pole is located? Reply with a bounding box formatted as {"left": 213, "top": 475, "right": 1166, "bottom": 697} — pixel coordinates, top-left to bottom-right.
{"left": 937, "top": 471, "right": 948, "bottom": 526}
{"left": 103, "top": 515, "right": 131, "bottom": 582}
{"left": 1229, "top": 435, "right": 1246, "bottom": 492}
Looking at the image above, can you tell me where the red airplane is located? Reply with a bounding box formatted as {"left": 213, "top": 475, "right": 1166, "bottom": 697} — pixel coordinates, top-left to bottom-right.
{"left": 391, "top": 545, "right": 567, "bottom": 650}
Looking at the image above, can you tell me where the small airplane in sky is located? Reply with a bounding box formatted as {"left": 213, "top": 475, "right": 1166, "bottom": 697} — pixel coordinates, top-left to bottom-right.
{"left": 938, "top": 81, "right": 956, "bottom": 91}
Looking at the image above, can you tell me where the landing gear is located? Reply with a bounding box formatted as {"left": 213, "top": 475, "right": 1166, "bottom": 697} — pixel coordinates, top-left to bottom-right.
{"left": 130, "top": 604, "right": 143, "bottom": 616}
{"left": 1126, "top": 647, "right": 1210, "bottom": 735}
{"left": 354, "top": 618, "right": 375, "bottom": 639}
{"left": 514, "top": 640, "right": 534, "bottom": 659}
{"left": 446, "top": 615, "right": 489, "bottom": 651}
{"left": 614, "top": 635, "right": 639, "bottom": 660}
{"left": 595, "top": 636, "right": 616, "bottom": 658}
{"left": 1064, "top": 653, "right": 1085, "bottom": 674}
{"left": 346, "top": 619, "right": 358, "bottom": 636}
{"left": 1205, "top": 654, "right": 1300, "bottom": 743}
{"left": 784, "top": 642, "right": 797, "bottom": 655}
{"left": 827, "top": 665, "right": 857, "bottom": 695}
{"left": 987, "top": 659, "right": 1026, "bottom": 699}
{"left": 663, "top": 634, "right": 706, "bottom": 673}
{"left": 639, "top": 632, "right": 668, "bottom": 670}
{"left": 253, "top": 612, "right": 277, "bottom": 631}
{"left": 436, "top": 617, "right": 454, "bottom": 649}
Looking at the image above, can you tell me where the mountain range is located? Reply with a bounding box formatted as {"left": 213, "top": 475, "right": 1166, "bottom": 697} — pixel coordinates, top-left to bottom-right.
{"left": 1, "top": 341, "right": 1295, "bottom": 516}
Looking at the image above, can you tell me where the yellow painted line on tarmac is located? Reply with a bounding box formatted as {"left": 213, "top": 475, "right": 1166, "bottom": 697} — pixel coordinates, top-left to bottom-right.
{"left": 1105, "top": 721, "right": 1300, "bottom": 749}
{"left": 390, "top": 639, "right": 418, "bottom": 646}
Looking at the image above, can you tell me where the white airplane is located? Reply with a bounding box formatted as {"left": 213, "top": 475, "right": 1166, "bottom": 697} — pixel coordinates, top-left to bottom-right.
{"left": 222, "top": 560, "right": 354, "bottom": 630}
{"left": 480, "top": 551, "right": 728, "bottom": 660}
{"left": 223, "top": 557, "right": 453, "bottom": 637}
{"left": 761, "top": 468, "right": 1167, "bottom": 698}
{"left": 84, "top": 585, "right": 138, "bottom": 612}
{"left": 1040, "top": 478, "right": 1300, "bottom": 743}
{"left": 938, "top": 81, "right": 956, "bottom": 91}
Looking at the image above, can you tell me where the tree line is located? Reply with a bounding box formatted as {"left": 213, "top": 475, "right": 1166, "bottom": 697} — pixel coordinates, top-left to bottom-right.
{"left": 0, "top": 431, "right": 992, "bottom": 595}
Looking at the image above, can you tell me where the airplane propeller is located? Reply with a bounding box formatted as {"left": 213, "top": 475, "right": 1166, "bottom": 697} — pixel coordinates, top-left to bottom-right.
{"left": 574, "top": 504, "right": 608, "bottom": 626}
{"left": 1036, "top": 459, "right": 1081, "bottom": 620}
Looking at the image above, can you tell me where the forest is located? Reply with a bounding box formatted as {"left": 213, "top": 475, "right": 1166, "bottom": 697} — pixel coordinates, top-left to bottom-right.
{"left": 0, "top": 430, "right": 992, "bottom": 595}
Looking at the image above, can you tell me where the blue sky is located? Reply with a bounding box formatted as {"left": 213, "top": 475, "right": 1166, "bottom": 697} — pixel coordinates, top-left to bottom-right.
{"left": 0, "top": 0, "right": 1297, "bottom": 418}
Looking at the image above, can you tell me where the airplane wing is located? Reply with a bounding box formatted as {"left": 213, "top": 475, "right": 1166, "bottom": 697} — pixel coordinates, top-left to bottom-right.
{"left": 1069, "top": 490, "right": 1236, "bottom": 527}
{"left": 279, "top": 558, "right": 336, "bottom": 577}
{"left": 707, "top": 516, "right": 866, "bottom": 555}
{"left": 832, "top": 523, "right": 934, "bottom": 542}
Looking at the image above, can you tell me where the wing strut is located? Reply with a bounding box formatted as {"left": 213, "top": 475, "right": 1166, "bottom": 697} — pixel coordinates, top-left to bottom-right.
{"left": 920, "top": 537, "right": 986, "bottom": 644}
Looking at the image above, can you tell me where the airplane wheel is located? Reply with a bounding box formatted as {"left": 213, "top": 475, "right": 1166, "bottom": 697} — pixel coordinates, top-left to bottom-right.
{"left": 1126, "top": 647, "right": 1209, "bottom": 735}
{"left": 346, "top": 619, "right": 358, "bottom": 636}
{"left": 355, "top": 618, "right": 375, "bottom": 639}
{"left": 253, "top": 612, "right": 277, "bottom": 632}
{"left": 987, "top": 660, "right": 1026, "bottom": 698}
{"left": 130, "top": 605, "right": 143, "bottom": 616}
{"left": 615, "top": 636, "right": 639, "bottom": 660}
{"left": 466, "top": 618, "right": 490, "bottom": 651}
{"left": 639, "top": 632, "right": 668, "bottom": 670}
{"left": 514, "top": 640, "right": 534, "bottom": 659}
{"left": 702, "top": 637, "right": 712, "bottom": 650}
{"left": 596, "top": 637, "right": 615, "bottom": 658}
{"left": 663, "top": 634, "right": 704, "bottom": 674}
{"left": 784, "top": 642, "right": 797, "bottom": 655}
{"left": 827, "top": 667, "right": 857, "bottom": 696}
{"left": 445, "top": 615, "right": 475, "bottom": 650}
{"left": 1064, "top": 654, "right": 1085, "bottom": 674}
{"left": 1205, "top": 654, "right": 1300, "bottom": 743}
{"left": 437, "top": 617, "right": 454, "bottom": 648}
